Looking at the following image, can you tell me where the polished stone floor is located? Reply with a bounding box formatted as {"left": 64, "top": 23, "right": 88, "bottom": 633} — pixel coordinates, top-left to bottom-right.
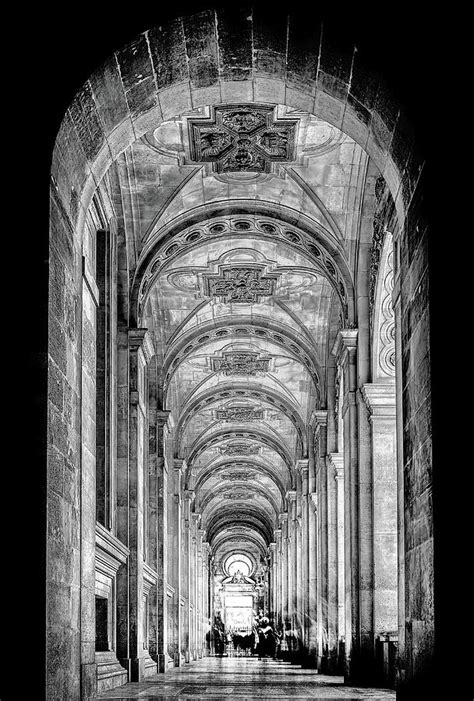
{"left": 96, "top": 657, "right": 396, "bottom": 700}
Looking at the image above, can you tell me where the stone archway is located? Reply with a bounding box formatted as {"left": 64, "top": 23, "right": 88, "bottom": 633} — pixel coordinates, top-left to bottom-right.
{"left": 47, "top": 8, "right": 436, "bottom": 700}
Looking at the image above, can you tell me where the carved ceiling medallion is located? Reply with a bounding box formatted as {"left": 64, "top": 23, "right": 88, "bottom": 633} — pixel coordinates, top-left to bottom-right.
{"left": 216, "top": 407, "right": 264, "bottom": 422}
{"left": 224, "top": 491, "right": 254, "bottom": 500}
{"left": 188, "top": 105, "right": 298, "bottom": 173}
{"left": 211, "top": 352, "right": 270, "bottom": 376}
{"left": 220, "top": 443, "right": 260, "bottom": 456}
{"left": 222, "top": 471, "right": 256, "bottom": 481}
{"left": 203, "top": 265, "right": 278, "bottom": 303}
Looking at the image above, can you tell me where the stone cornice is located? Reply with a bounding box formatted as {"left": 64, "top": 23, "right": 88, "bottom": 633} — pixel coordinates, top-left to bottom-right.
{"left": 143, "top": 562, "right": 158, "bottom": 593}
{"left": 156, "top": 409, "right": 171, "bottom": 427}
{"left": 327, "top": 452, "right": 344, "bottom": 480}
{"left": 311, "top": 410, "right": 328, "bottom": 428}
{"left": 96, "top": 523, "right": 129, "bottom": 562}
{"left": 332, "top": 328, "right": 358, "bottom": 364}
{"left": 174, "top": 457, "right": 187, "bottom": 471}
{"left": 360, "top": 382, "right": 396, "bottom": 419}
{"left": 295, "top": 459, "right": 309, "bottom": 475}
{"left": 128, "top": 327, "right": 149, "bottom": 352}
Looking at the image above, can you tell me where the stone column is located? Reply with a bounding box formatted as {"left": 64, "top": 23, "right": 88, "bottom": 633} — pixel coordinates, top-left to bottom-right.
{"left": 202, "top": 542, "right": 211, "bottom": 655}
{"left": 197, "top": 527, "right": 205, "bottom": 658}
{"left": 182, "top": 491, "right": 194, "bottom": 663}
{"left": 332, "top": 329, "right": 359, "bottom": 682}
{"left": 360, "top": 383, "right": 398, "bottom": 657}
{"left": 269, "top": 542, "right": 277, "bottom": 622}
{"left": 168, "top": 459, "right": 184, "bottom": 666}
{"left": 191, "top": 512, "right": 201, "bottom": 660}
{"left": 296, "top": 460, "right": 308, "bottom": 656}
{"left": 154, "top": 411, "right": 171, "bottom": 673}
{"left": 117, "top": 328, "right": 155, "bottom": 680}
{"left": 286, "top": 490, "right": 297, "bottom": 648}
{"left": 307, "top": 492, "right": 318, "bottom": 666}
{"left": 279, "top": 513, "right": 289, "bottom": 630}
{"left": 328, "top": 452, "right": 345, "bottom": 671}
{"left": 147, "top": 408, "right": 170, "bottom": 670}
{"left": 274, "top": 529, "right": 282, "bottom": 631}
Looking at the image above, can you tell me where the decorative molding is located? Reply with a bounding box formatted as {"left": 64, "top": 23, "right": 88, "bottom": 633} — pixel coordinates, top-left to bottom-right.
{"left": 188, "top": 104, "right": 298, "bottom": 173}
{"left": 203, "top": 264, "right": 279, "bottom": 303}
{"left": 143, "top": 563, "right": 158, "bottom": 597}
{"left": 211, "top": 351, "right": 270, "bottom": 376}
{"left": 332, "top": 328, "right": 358, "bottom": 363}
{"left": 286, "top": 490, "right": 297, "bottom": 502}
{"left": 327, "top": 452, "right": 344, "bottom": 481}
{"left": 360, "top": 382, "right": 396, "bottom": 420}
{"left": 95, "top": 523, "right": 129, "bottom": 579}
{"left": 295, "top": 459, "right": 309, "bottom": 475}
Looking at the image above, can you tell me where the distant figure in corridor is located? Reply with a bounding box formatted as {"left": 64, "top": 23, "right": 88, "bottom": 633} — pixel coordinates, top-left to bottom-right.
{"left": 257, "top": 617, "right": 278, "bottom": 659}
{"left": 213, "top": 613, "right": 226, "bottom": 656}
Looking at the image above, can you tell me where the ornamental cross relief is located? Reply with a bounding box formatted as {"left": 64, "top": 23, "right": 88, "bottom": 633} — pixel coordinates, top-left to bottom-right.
{"left": 188, "top": 105, "right": 298, "bottom": 173}
{"left": 211, "top": 352, "right": 270, "bottom": 376}
{"left": 203, "top": 266, "right": 278, "bottom": 304}
{"left": 216, "top": 407, "right": 264, "bottom": 421}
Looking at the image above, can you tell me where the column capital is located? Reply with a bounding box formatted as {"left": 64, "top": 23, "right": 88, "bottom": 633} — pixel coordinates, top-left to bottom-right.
{"left": 360, "top": 382, "right": 396, "bottom": 419}
{"left": 295, "top": 459, "right": 309, "bottom": 475}
{"left": 332, "top": 328, "right": 358, "bottom": 364}
{"left": 309, "top": 492, "right": 318, "bottom": 512}
{"left": 128, "top": 327, "right": 155, "bottom": 362}
{"left": 274, "top": 528, "right": 282, "bottom": 540}
{"left": 327, "top": 452, "right": 344, "bottom": 480}
{"left": 278, "top": 512, "right": 288, "bottom": 524}
{"left": 269, "top": 542, "right": 277, "bottom": 553}
{"left": 286, "top": 489, "right": 297, "bottom": 502}
{"left": 192, "top": 512, "right": 201, "bottom": 527}
{"left": 174, "top": 457, "right": 187, "bottom": 472}
{"left": 310, "top": 410, "right": 327, "bottom": 428}
{"left": 184, "top": 490, "right": 195, "bottom": 502}
{"left": 156, "top": 409, "right": 171, "bottom": 427}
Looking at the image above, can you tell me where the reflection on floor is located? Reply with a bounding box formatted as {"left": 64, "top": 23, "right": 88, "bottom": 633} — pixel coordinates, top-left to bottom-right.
{"left": 96, "top": 656, "right": 396, "bottom": 699}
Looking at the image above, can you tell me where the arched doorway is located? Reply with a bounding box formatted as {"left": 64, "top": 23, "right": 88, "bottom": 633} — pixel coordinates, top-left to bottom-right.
{"left": 45, "top": 7, "right": 441, "bottom": 699}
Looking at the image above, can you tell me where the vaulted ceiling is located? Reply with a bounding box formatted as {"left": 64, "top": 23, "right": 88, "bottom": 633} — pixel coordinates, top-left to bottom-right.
{"left": 105, "top": 103, "right": 369, "bottom": 572}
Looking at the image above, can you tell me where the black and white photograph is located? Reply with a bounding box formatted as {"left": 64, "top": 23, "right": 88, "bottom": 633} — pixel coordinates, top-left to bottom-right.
{"left": 11, "top": 3, "right": 468, "bottom": 699}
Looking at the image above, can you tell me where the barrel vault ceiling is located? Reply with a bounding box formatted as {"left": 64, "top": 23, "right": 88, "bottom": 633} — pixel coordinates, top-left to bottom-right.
{"left": 102, "top": 103, "right": 369, "bottom": 570}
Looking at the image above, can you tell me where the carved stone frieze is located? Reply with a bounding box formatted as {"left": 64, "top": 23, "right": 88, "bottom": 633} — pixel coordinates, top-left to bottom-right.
{"left": 188, "top": 105, "right": 298, "bottom": 173}
{"left": 216, "top": 406, "right": 264, "bottom": 422}
{"left": 211, "top": 352, "right": 270, "bottom": 376}
{"left": 203, "top": 265, "right": 278, "bottom": 303}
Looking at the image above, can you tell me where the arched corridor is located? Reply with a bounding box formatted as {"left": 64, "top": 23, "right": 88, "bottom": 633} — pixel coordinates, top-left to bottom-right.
{"left": 42, "top": 6, "right": 456, "bottom": 700}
